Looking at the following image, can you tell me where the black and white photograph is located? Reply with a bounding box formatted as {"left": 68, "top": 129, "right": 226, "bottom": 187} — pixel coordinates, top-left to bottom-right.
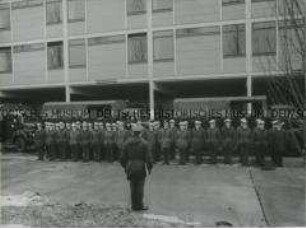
{"left": 0, "top": 0, "right": 305, "bottom": 227}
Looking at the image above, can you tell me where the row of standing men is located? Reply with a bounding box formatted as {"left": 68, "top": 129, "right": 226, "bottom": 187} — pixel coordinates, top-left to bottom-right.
{"left": 33, "top": 117, "right": 287, "bottom": 167}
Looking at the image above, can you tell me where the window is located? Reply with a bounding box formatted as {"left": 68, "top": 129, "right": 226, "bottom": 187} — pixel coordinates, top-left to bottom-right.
{"left": 13, "top": 43, "right": 44, "bottom": 53}
{"left": 48, "top": 41, "right": 63, "bottom": 70}
{"left": 12, "top": 0, "right": 43, "bottom": 10}
{"left": 69, "top": 39, "right": 86, "bottom": 68}
{"left": 88, "top": 35, "right": 125, "bottom": 46}
{"left": 0, "top": 47, "right": 12, "bottom": 73}
{"left": 222, "top": 0, "right": 244, "bottom": 6}
{"left": 252, "top": 22, "right": 276, "bottom": 56}
{"left": 153, "top": 0, "right": 173, "bottom": 13}
{"left": 46, "top": 0, "right": 62, "bottom": 25}
{"left": 68, "top": 0, "right": 85, "bottom": 23}
{"left": 177, "top": 26, "right": 220, "bottom": 38}
{"left": 252, "top": 0, "right": 274, "bottom": 3}
{"left": 128, "top": 33, "right": 147, "bottom": 64}
{"left": 127, "top": 0, "right": 146, "bottom": 16}
{"left": 153, "top": 30, "right": 174, "bottom": 62}
{"left": 0, "top": 4, "right": 10, "bottom": 30}
{"left": 223, "top": 24, "right": 246, "bottom": 57}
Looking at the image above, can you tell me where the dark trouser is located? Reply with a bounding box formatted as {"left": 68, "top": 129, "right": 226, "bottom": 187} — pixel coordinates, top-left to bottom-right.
{"left": 170, "top": 143, "right": 176, "bottom": 160}
{"left": 82, "top": 144, "right": 90, "bottom": 162}
{"left": 178, "top": 148, "right": 187, "bottom": 165}
{"left": 105, "top": 145, "right": 114, "bottom": 162}
{"left": 255, "top": 143, "right": 265, "bottom": 166}
{"left": 92, "top": 143, "right": 101, "bottom": 161}
{"left": 46, "top": 144, "right": 56, "bottom": 160}
{"left": 154, "top": 144, "right": 161, "bottom": 162}
{"left": 37, "top": 145, "right": 45, "bottom": 160}
{"left": 58, "top": 143, "right": 66, "bottom": 160}
{"left": 272, "top": 148, "right": 283, "bottom": 167}
{"left": 162, "top": 147, "right": 170, "bottom": 165}
{"left": 130, "top": 178, "right": 145, "bottom": 210}
{"left": 240, "top": 143, "right": 249, "bottom": 166}
{"left": 208, "top": 142, "right": 218, "bottom": 164}
{"left": 223, "top": 142, "right": 233, "bottom": 164}
{"left": 194, "top": 149, "right": 203, "bottom": 164}
{"left": 70, "top": 144, "right": 80, "bottom": 161}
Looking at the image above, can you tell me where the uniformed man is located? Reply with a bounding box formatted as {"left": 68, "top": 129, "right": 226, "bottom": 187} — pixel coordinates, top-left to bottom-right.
{"left": 191, "top": 120, "right": 205, "bottom": 164}
{"left": 45, "top": 122, "right": 56, "bottom": 161}
{"left": 252, "top": 119, "right": 268, "bottom": 167}
{"left": 34, "top": 122, "right": 46, "bottom": 161}
{"left": 115, "top": 121, "right": 128, "bottom": 160}
{"left": 169, "top": 119, "right": 177, "bottom": 160}
{"left": 65, "top": 122, "right": 72, "bottom": 159}
{"left": 104, "top": 122, "right": 114, "bottom": 162}
{"left": 120, "top": 124, "right": 153, "bottom": 211}
{"left": 206, "top": 119, "right": 220, "bottom": 164}
{"left": 237, "top": 118, "right": 251, "bottom": 166}
{"left": 221, "top": 118, "right": 236, "bottom": 164}
{"left": 175, "top": 121, "right": 191, "bottom": 165}
{"left": 153, "top": 121, "right": 162, "bottom": 162}
{"left": 98, "top": 122, "right": 105, "bottom": 161}
{"left": 269, "top": 120, "right": 286, "bottom": 167}
{"left": 80, "top": 121, "right": 92, "bottom": 162}
{"left": 56, "top": 122, "right": 68, "bottom": 160}
{"left": 159, "top": 120, "right": 172, "bottom": 165}
{"left": 69, "top": 122, "right": 81, "bottom": 161}
{"left": 92, "top": 122, "right": 101, "bottom": 161}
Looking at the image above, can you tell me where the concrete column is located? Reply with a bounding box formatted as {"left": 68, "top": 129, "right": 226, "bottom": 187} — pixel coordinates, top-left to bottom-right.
{"left": 65, "top": 85, "right": 71, "bottom": 102}
{"left": 147, "top": 0, "right": 154, "bottom": 120}
{"left": 246, "top": 0, "right": 253, "bottom": 115}
{"left": 63, "top": 0, "right": 70, "bottom": 101}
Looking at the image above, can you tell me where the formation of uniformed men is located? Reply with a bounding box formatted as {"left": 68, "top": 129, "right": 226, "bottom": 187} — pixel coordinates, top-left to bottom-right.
{"left": 33, "top": 117, "right": 290, "bottom": 167}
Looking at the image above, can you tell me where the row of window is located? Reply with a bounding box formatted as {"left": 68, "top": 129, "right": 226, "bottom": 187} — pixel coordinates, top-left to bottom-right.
{"left": 0, "top": 21, "right": 279, "bottom": 73}
{"left": 0, "top": 0, "right": 279, "bottom": 30}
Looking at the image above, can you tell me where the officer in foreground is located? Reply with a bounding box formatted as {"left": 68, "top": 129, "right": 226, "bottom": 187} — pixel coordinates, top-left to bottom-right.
{"left": 120, "top": 124, "right": 153, "bottom": 211}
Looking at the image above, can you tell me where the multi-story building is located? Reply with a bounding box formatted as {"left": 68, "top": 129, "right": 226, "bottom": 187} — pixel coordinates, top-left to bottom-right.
{"left": 0, "top": 0, "right": 304, "bottom": 118}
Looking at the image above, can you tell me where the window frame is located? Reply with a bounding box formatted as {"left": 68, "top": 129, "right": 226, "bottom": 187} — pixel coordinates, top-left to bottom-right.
{"left": 252, "top": 21, "right": 277, "bottom": 56}
{"left": 222, "top": 0, "right": 245, "bottom": 6}
{"left": 126, "top": 0, "right": 146, "bottom": 16}
{"left": 47, "top": 41, "right": 64, "bottom": 70}
{"left": 152, "top": 0, "right": 173, "bottom": 13}
{"left": 68, "top": 39, "right": 86, "bottom": 69}
{"left": 67, "top": 0, "right": 85, "bottom": 23}
{"left": 153, "top": 30, "right": 174, "bottom": 62}
{"left": 128, "top": 33, "right": 148, "bottom": 64}
{"left": 46, "top": 0, "right": 63, "bottom": 26}
{"left": 0, "top": 4, "right": 11, "bottom": 31}
{"left": 223, "top": 24, "right": 246, "bottom": 58}
{"left": 0, "top": 46, "right": 12, "bottom": 74}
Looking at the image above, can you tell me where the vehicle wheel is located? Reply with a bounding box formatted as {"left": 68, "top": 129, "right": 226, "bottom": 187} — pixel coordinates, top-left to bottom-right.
{"left": 14, "top": 137, "right": 26, "bottom": 152}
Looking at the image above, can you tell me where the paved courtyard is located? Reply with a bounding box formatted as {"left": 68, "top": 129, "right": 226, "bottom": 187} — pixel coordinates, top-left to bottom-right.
{"left": 1, "top": 153, "right": 305, "bottom": 227}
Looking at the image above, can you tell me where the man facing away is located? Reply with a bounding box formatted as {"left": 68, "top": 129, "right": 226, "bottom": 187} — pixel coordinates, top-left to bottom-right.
{"left": 120, "top": 124, "right": 153, "bottom": 211}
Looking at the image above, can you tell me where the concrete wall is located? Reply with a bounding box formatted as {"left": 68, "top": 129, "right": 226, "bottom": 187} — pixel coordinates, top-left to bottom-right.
{"left": 88, "top": 39, "right": 126, "bottom": 81}
{"left": 0, "top": 73, "right": 12, "bottom": 86}
{"left": 223, "top": 57, "right": 246, "bottom": 74}
{"left": 0, "top": 30, "right": 11, "bottom": 44}
{"left": 68, "top": 21, "right": 85, "bottom": 36}
{"left": 222, "top": 3, "right": 245, "bottom": 21}
{"left": 12, "top": 5, "right": 44, "bottom": 42}
{"left": 152, "top": 11, "right": 173, "bottom": 28}
{"left": 175, "top": 0, "right": 220, "bottom": 24}
{"left": 14, "top": 50, "right": 45, "bottom": 85}
{"left": 47, "top": 69, "right": 64, "bottom": 83}
{"left": 46, "top": 24, "right": 63, "bottom": 39}
{"left": 153, "top": 61, "right": 175, "bottom": 78}
{"left": 176, "top": 28, "right": 221, "bottom": 76}
{"left": 69, "top": 68, "right": 87, "bottom": 82}
{"left": 252, "top": 0, "right": 276, "bottom": 18}
{"left": 87, "top": 0, "right": 125, "bottom": 34}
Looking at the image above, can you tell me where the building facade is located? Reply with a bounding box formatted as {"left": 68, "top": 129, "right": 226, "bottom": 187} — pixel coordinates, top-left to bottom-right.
{"left": 0, "top": 0, "right": 305, "bottom": 118}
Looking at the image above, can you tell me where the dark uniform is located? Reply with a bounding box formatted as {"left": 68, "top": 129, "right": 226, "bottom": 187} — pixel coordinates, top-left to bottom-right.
{"left": 221, "top": 124, "right": 236, "bottom": 164}
{"left": 175, "top": 122, "right": 191, "bottom": 165}
{"left": 104, "top": 125, "right": 114, "bottom": 162}
{"left": 69, "top": 127, "right": 81, "bottom": 161}
{"left": 191, "top": 123, "right": 205, "bottom": 164}
{"left": 120, "top": 126, "right": 153, "bottom": 211}
{"left": 45, "top": 124, "right": 56, "bottom": 161}
{"left": 206, "top": 123, "right": 220, "bottom": 164}
{"left": 269, "top": 122, "right": 286, "bottom": 167}
{"left": 159, "top": 127, "right": 172, "bottom": 165}
{"left": 56, "top": 125, "right": 68, "bottom": 160}
{"left": 237, "top": 122, "right": 251, "bottom": 166}
{"left": 252, "top": 120, "right": 268, "bottom": 166}
{"left": 34, "top": 125, "right": 46, "bottom": 160}
{"left": 80, "top": 125, "right": 92, "bottom": 162}
{"left": 92, "top": 127, "right": 101, "bottom": 161}
{"left": 169, "top": 121, "right": 178, "bottom": 160}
